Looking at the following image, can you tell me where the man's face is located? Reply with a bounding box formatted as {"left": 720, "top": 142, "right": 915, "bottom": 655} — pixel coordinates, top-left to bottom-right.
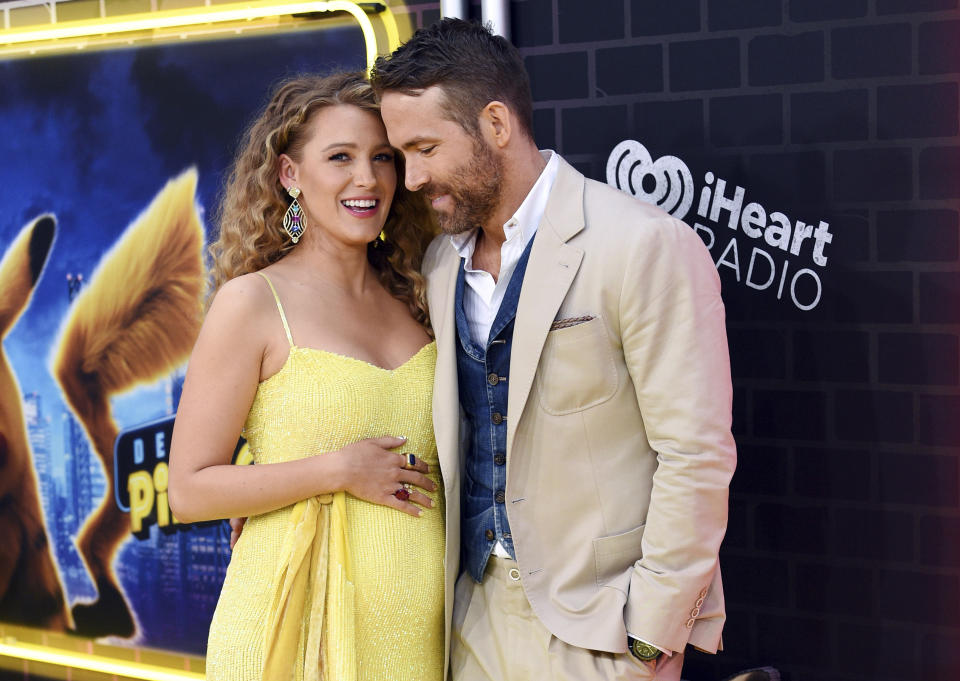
{"left": 380, "top": 86, "right": 503, "bottom": 235}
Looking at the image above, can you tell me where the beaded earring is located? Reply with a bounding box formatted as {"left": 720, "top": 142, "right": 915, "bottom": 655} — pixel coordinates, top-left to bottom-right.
{"left": 282, "top": 187, "right": 305, "bottom": 243}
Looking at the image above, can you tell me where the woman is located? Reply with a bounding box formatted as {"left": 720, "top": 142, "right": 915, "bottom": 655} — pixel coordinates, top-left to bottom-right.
{"left": 168, "top": 72, "right": 442, "bottom": 681}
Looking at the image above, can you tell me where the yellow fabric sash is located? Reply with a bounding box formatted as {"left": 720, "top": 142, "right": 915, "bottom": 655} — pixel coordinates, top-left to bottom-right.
{"left": 262, "top": 492, "right": 355, "bottom": 681}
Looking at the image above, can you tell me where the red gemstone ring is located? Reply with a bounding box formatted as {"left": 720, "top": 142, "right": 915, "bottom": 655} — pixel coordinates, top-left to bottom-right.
{"left": 393, "top": 487, "right": 411, "bottom": 501}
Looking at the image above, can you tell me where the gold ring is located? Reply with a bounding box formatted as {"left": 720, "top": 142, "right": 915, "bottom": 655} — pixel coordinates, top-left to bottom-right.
{"left": 401, "top": 452, "right": 417, "bottom": 469}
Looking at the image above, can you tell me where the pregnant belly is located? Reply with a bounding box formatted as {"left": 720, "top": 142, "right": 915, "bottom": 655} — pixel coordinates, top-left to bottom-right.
{"left": 344, "top": 492, "right": 445, "bottom": 624}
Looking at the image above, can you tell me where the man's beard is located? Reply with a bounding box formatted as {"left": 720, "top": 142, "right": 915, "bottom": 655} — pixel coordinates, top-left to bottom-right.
{"left": 425, "top": 136, "right": 504, "bottom": 235}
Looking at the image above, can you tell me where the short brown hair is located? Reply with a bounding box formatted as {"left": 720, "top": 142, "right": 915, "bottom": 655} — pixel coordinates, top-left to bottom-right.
{"left": 370, "top": 19, "right": 534, "bottom": 140}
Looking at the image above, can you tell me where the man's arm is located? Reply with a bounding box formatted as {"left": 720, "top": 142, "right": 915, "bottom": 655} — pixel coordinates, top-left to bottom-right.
{"left": 618, "top": 216, "right": 737, "bottom": 654}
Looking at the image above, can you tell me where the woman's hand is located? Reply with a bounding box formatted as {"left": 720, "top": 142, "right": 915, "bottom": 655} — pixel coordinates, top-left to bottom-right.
{"left": 332, "top": 436, "right": 437, "bottom": 517}
{"left": 227, "top": 435, "right": 436, "bottom": 547}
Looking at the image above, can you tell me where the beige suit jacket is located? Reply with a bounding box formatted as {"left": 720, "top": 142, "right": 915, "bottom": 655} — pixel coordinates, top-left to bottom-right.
{"left": 423, "top": 155, "right": 736, "bottom": 671}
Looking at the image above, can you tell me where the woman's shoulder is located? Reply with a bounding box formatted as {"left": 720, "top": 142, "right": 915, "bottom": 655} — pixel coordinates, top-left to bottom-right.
{"left": 207, "top": 271, "right": 279, "bottom": 331}
{"left": 186, "top": 272, "right": 278, "bottom": 379}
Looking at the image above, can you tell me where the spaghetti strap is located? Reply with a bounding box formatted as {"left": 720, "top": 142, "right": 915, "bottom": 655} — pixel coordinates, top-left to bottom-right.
{"left": 256, "top": 272, "right": 294, "bottom": 347}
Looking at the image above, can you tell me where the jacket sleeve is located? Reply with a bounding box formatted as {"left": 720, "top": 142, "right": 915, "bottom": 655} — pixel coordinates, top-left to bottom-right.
{"left": 617, "top": 216, "right": 736, "bottom": 653}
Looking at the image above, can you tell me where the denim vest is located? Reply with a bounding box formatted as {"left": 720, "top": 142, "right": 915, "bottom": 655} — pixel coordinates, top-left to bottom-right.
{"left": 456, "top": 238, "right": 535, "bottom": 582}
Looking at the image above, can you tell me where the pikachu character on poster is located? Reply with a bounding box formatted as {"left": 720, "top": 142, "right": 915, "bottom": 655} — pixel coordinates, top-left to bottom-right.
{"left": 0, "top": 214, "right": 71, "bottom": 631}
{"left": 0, "top": 169, "right": 207, "bottom": 639}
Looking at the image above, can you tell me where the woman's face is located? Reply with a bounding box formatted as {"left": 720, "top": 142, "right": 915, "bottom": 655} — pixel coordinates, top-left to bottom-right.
{"left": 279, "top": 104, "right": 397, "bottom": 248}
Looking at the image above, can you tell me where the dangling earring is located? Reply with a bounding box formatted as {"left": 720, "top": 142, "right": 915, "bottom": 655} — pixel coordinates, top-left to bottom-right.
{"left": 373, "top": 229, "right": 386, "bottom": 248}
{"left": 282, "top": 187, "right": 305, "bottom": 243}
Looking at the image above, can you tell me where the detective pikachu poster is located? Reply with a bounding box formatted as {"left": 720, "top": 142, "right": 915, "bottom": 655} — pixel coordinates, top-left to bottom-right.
{"left": 0, "top": 25, "right": 365, "bottom": 654}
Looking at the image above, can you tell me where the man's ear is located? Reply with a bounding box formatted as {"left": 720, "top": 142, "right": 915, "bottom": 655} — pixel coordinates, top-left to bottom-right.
{"left": 480, "top": 101, "right": 512, "bottom": 149}
{"left": 277, "top": 153, "right": 298, "bottom": 190}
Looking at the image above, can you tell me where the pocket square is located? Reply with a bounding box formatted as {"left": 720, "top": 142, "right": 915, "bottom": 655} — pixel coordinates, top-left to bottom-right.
{"left": 550, "top": 315, "right": 595, "bottom": 330}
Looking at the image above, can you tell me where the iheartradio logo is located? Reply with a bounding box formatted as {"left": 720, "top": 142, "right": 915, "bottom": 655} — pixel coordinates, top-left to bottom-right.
{"left": 605, "top": 140, "right": 694, "bottom": 220}
{"left": 605, "top": 139, "right": 835, "bottom": 312}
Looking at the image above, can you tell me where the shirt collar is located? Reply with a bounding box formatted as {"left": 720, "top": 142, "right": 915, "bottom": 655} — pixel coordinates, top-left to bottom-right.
{"left": 449, "top": 150, "right": 559, "bottom": 259}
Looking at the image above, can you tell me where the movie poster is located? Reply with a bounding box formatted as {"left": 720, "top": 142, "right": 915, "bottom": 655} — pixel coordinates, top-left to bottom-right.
{"left": 0, "top": 23, "right": 365, "bottom": 655}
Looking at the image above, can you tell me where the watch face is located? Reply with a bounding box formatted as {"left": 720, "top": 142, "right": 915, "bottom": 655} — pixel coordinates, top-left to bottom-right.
{"left": 630, "top": 639, "right": 661, "bottom": 661}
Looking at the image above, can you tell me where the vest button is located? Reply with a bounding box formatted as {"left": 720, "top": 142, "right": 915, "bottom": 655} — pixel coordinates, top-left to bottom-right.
{"left": 494, "top": 453, "right": 506, "bottom": 465}
{"left": 491, "top": 412, "right": 503, "bottom": 424}
{"left": 487, "top": 372, "right": 500, "bottom": 385}
{"left": 485, "top": 529, "right": 495, "bottom": 541}
{"left": 495, "top": 490, "right": 505, "bottom": 504}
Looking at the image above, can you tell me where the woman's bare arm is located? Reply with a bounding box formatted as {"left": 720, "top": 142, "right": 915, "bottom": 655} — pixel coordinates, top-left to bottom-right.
{"left": 168, "top": 275, "right": 434, "bottom": 523}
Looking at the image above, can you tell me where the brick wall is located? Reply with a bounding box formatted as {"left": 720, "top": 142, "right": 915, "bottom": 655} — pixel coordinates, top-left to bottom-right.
{"left": 396, "top": 1, "right": 960, "bottom": 679}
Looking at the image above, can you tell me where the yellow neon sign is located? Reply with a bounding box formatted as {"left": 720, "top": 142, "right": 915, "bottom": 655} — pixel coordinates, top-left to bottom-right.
{"left": 0, "top": 0, "right": 401, "bottom": 69}
{"left": 0, "top": 637, "right": 204, "bottom": 681}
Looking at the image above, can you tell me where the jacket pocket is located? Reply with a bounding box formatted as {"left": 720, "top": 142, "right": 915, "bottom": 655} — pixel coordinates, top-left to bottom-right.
{"left": 536, "top": 316, "right": 618, "bottom": 415}
{"left": 593, "top": 524, "right": 645, "bottom": 593}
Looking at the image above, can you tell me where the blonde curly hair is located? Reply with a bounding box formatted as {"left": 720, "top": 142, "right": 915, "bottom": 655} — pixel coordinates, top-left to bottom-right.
{"left": 209, "top": 71, "right": 437, "bottom": 331}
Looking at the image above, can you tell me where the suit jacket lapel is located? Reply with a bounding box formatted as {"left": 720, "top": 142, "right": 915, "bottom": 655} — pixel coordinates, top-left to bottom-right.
{"left": 430, "top": 243, "right": 462, "bottom": 494}
{"left": 506, "top": 157, "right": 586, "bottom": 460}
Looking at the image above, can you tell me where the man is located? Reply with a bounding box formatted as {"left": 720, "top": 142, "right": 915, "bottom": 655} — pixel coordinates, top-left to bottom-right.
{"left": 372, "top": 19, "right": 736, "bottom": 681}
{"left": 371, "top": 18, "right": 737, "bottom": 681}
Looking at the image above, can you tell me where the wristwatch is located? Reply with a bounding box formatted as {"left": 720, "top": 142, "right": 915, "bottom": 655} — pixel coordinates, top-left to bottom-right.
{"left": 628, "top": 636, "right": 662, "bottom": 662}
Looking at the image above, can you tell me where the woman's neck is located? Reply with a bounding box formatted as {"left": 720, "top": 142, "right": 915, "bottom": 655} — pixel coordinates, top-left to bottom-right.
{"left": 278, "top": 235, "right": 379, "bottom": 299}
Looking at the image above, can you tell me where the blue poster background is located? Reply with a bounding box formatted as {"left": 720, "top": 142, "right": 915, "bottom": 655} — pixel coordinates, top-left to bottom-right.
{"left": 0, "top": 24, "right": 365, "bottom": 655}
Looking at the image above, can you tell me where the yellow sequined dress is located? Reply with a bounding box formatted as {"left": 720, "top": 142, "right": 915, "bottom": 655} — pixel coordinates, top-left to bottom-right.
{"left": 205, "top": 273, "right": 444, "bottom": 681}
